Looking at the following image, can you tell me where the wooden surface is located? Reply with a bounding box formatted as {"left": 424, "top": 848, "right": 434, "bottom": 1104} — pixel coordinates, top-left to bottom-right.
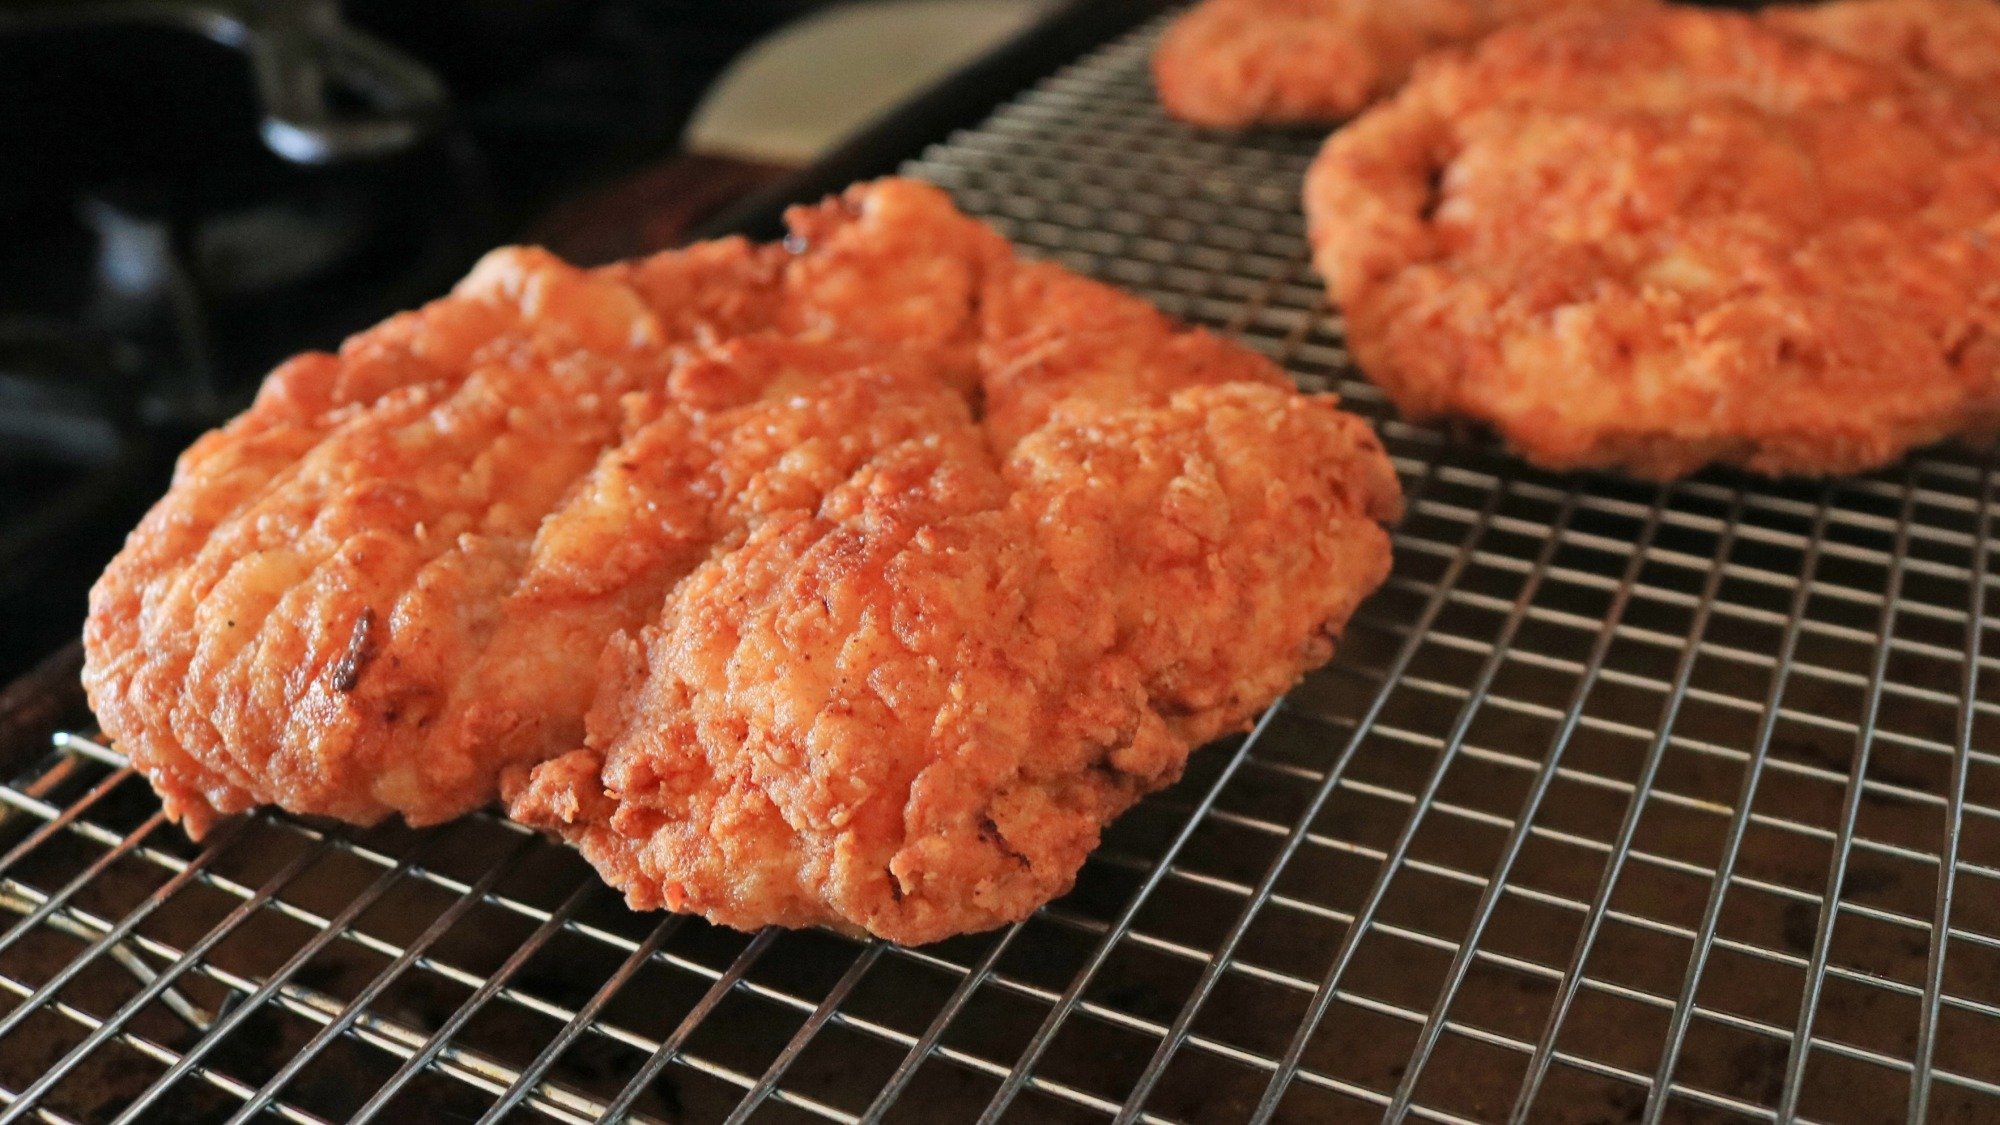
{"left": 522, "top": 151, "right": 798, "bottom": 264}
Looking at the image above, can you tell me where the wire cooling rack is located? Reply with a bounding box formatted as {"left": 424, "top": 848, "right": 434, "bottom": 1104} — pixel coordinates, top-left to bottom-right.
{"left": 4, "top": 16, "right": 2000, "bottom": 1125}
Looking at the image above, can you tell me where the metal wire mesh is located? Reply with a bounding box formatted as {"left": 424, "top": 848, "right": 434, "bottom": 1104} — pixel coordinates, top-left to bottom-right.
{"left": 5, "top": 16, "right": 2000, "bottom": 1123}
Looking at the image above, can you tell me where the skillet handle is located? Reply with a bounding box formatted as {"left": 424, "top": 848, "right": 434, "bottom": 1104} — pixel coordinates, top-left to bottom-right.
{"left": 0, "top": 0, "right": 447, "bottom": 164}
{"left": 244, "top": 0, "right": 447, "bottom": 164}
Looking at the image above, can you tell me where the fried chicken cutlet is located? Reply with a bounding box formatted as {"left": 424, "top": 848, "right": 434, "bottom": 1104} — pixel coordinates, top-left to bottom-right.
{"left": 1768, "top": 0, "right": 2000, "bottom": 102}
{"left": 1151, "top": 0, "right": 1646, "bottom": 128}
{"left": 1303, "top": 5, "right": 2000, "bottom": 478}
{"left": 84, "top": 179, "right": 1401, "bottom": 944}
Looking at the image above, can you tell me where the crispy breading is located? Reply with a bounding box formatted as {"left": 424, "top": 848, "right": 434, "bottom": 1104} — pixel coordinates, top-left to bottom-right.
{"left": 507, "top": 378, "right": 1397, "bottom": 944}
{"left": 1768, "top": 0, "right": 2000, "bottom": 100}
{"left": 82, "top": 244, "right": 715, "bottom": 838}
{"left": 1303, "top": 5, "right": 2000, "bottom": 478}
{"left": 1151, "top": 0, "right": 1646, "bottom": 128}
{"left": 84, "top": 179, "right": 1400, "bottom": 943}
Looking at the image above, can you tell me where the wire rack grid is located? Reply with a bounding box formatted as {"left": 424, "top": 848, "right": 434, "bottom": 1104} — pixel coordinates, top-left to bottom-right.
{"left": 3, "top": 16, "right": 2000, "bottom": 1125}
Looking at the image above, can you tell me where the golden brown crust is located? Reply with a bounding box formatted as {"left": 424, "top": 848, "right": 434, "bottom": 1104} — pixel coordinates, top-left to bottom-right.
{"left": 82, "top": 245, "right": 717, "bottom": 838}
{"left": 84, "top": 179, "right": 1400, "bottom": 944}
{"left": 1151, "top": 0, "right": 1647, "bottom": 128}
{"left": 1767, "top": 0, "right": 2000, "bottom": 101}
{"left": 1303, "top": 5, "right": 2000, "bottom": 478}
{"left": 506, "top": 378, "right": 1397, "bottom": 944}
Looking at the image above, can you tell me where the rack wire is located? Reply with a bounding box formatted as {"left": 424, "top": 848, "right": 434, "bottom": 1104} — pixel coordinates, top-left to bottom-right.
{"left": 4, "top": 16, "right": 2000, "bottom": 1123}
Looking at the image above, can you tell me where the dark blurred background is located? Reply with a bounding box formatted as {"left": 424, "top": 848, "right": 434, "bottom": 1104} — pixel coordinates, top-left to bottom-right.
{"left": 0, "top": 0, "right": 1059, "bottom": 688}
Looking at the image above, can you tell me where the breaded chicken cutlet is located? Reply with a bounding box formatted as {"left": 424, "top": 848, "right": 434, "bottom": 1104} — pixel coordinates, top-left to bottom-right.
{"left": 1768, "top": 0, "right": 2000, "bottom": 101}
{"left": 1303, "top": 5, "right": 2000, "bottom": 478}
{"left": 83, "top": 179, "right": 1401, "bottom": 944}
{"left": 1151, "top": 0, "right": 1646, "bottom": 128}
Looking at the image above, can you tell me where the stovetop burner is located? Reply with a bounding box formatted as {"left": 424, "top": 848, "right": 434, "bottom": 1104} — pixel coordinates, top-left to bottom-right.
{"left": 0, "top": 0, "right": 820, "bottom": 686}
